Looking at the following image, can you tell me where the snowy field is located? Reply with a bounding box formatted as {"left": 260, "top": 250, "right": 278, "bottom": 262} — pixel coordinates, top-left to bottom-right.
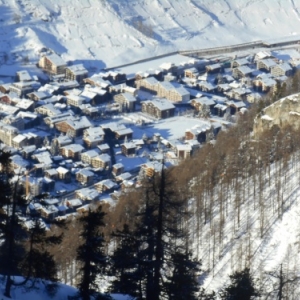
{"left": 0, "top": 276, "right": 131, "bottom": 300}
{"left": 0, "top": 0, "right": 300, "bottom": 73}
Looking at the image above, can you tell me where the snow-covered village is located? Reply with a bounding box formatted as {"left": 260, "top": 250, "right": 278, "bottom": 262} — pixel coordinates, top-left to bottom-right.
{"left": 0, "top": 40, "right": 300, "bottom": 223}
{"left": 3, "top": 0, "right": 300, "bottom": 299}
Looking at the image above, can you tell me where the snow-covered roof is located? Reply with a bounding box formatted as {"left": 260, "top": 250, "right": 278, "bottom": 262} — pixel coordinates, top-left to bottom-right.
{"left": 62, "top": 143, "right": 84, "bottom": 152}
{"left": 192, "top": 96, "right": 215, "bottom": 106}
{"left": 236, "top": 65, "right": 253, "bottom": 75}
{"left": 66, "top": 64, "right": 88, "bottom": 75}
{"left": 57, "top": 166, "right": 69, "bottom": 174}
{"left": 45, "top": 53, "right": 66, "bottom": 66}
{"left": 233, "top": 58, "right": 249, "bottom": 66}
{"left": 98, "top": 153, "right": 111, "bottom": 162}
{"left": 122, "top": 92, "right": 136, "bottom": 102}
{"left": 16, "top": 70, "right": 32, "bottom": 81}
{"left": 259, "top": 58, "right": 277, "bottom": 68}
{"left": 144, "top": 98, "right": 175, "bottom": 110}
{"left": 77, "top": 168, "right": 94, "bottom": 177}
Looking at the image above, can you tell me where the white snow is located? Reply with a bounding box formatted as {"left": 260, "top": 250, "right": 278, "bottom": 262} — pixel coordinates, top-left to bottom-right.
{"left": 1, "top": 0, "right": 300, "bottom": 72}
{"left": 0, "top": 276, "right": 132, "bottom": 300}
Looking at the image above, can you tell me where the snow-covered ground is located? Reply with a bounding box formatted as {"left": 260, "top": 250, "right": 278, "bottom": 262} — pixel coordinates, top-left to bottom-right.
{"left": 1, "top": 0, "right": 300, "bottom": 72}
{"left": 1, "top": 0, "right": 300, "bottom": 296}
{"left": 0, "top": 276, "right": 132, "bottom": 300}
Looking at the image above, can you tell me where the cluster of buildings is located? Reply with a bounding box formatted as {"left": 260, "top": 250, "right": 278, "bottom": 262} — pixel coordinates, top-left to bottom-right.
{"left": 0, "top": 47, "right": 299, "bottom": 222}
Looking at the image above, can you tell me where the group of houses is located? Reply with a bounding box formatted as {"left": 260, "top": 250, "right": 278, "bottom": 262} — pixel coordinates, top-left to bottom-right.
{"left": 0, "top": 46, "right": 299, "bottom": 222}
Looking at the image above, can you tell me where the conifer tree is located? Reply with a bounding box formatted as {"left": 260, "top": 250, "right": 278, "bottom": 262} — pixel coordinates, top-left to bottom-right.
{"left": 220, "top": 268, "right": 259, "bottom": 300}
{"left": 114, "top": 166, "right": 192, "bottom": 299}
{"left": 76, "top": 206, "right": 110, "bottom": 300}
{"left": 165, "top": 250, "right": 200, "bottom": 300}
{"left": 20, "top": 218, "right": 63, "bottom": 284}
{"left": 109, "top": 224, "right": 141, "bottom": 298}
{"left": 0, "top": 150, "right": 27, "bottom": 298}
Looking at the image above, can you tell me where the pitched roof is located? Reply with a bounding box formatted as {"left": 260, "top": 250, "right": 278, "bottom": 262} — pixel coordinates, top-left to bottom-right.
{"left": 46, "top": 53, "right": 66, "bottom": 67}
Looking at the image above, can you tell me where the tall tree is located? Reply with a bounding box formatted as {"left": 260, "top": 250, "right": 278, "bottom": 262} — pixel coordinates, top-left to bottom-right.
{"left": 0, "top": 150, "right": 27, "bottom": 298}
{"left": 109, "top": 224, "right": 141, "bottom": 298}
{"left": 115, "top": 166, "right": 192, "bottom": 299}
{"left": 165, "top": 250, "right": 200, "bottom": 300}
{"left": 20, "top": 218, "right": 63, "bottom": 284}
{"left": 220, "top": 268, "right": 259, "bottom": 300}
{"left": 76, "top": 206, "right": 110, "bottom": 300}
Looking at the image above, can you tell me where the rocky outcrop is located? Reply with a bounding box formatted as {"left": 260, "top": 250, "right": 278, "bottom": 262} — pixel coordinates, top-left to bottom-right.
{"left": 254, "top": 93, "right": 300, "bottom": 135}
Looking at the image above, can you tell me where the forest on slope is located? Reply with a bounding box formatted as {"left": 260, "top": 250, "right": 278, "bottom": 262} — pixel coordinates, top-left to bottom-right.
{"left": 2, "top": 77, "right": 300, "bottom": 299}
{"left": 0, "top": 0, "right": 300, "bottom": 69}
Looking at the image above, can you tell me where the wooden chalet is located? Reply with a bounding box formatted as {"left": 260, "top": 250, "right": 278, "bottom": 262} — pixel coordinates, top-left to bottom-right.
{"left": 206, "top": 63, "right": 221, "bottom": 73}
{"left": 185, "top": 122, "right": 211, "bottom": 143}
{"left": 97, "top": 143, "right": 110, "bottom": 154}
{"left": 141, "top": 98, "right": 175, "bottom": 119}
{"left": 83, "top": 127, "right": 105, "bottom": 148}
{"left": 135, "top": 76, "right": 159, "bottom": 94}
{"left": 184, "top": 67, "right": 199, "bottom": 79}
{"left": 226, "top": 100, "right": 246, "bottom": 115}
{"left": 44, "top": 168, "right": 58, "bottom": 180}
{"left": 94, "top": 179, "right": 117, "bottom": 193}
{"left": 81, "top": 149, "right": 99, "bottom": 165}
{"left": 176, "top": 144, "right": 192, "bottom": 159}
{"left": 91, "top": 153, "right": 111, "bottom": 169}
{"left": 257, "top": 58, "right": 277, "bottom": 72}
{"left": 60, "top": 143, "right": 84, "bottom": 160}
{"left": 112, "top": 163, "right": 124, "bottom": 176}
{"left": 141, "top": 161, "right": 163, "bottom": 178}
{"left": 214, "top": 103, "right": 229, "bottom": 117}
{"left": 76, "top": 169, "right": 94, "bottom": 185}
{"left": 113, "top": 92, "right": 137, "bottom": 112}
{"left": 190, "top": 97, "right": 215, "bottom": 112}
{"left": 65, "top": 64, "right": 88, "bottom": 83}
{"left": 121, "top": 142, "right": 136, "bottom": 157}
{"left": 56, "top": 166, "right": 71, "bottom": 182}
{"left": 55, "top": 116, "right": 92, "bottom": 137}
{"left": 101, "top": 71, "right": 126, "bottom": 84}
{"left": 232, "top": 65, "right": 253, "bottom": 79}
{"left": 270, "top": 63, "right": 293, "bottom": 77}
{"left": 231, "top": 58, "right": 249, "bottom": 69}
{"left": 115, "top": 127, "right": 133, "bottom": 141}
{"left": 38, "top": 53, "right": 67, "bottom": 75}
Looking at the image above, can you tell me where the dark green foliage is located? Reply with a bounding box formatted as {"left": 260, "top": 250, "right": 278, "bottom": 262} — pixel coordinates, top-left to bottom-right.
{"left": 77, "top": 206, "right": 109, "bottom": 300}
{"left": 0, "top": 150, "right": 28, "bottom": 297}
{"left": 109, "top": 224, "right": 141, "bottom": 297}
{"left": 20, "top": 218, "right": 62, "bottom": 283}
{"left": 165, "top": 251, "right": 200, "bottom": 300}
{"left": 220, "top": 268, "right": 259, "bottom": 300}
{"left": 0, "top": 149, "right": 62, "bottom": 297}
{"left": 111, "top": 168, "right": 196, "bottom": 300}
{"left": 199, "top": 288, "right": 217, "bottom": 300}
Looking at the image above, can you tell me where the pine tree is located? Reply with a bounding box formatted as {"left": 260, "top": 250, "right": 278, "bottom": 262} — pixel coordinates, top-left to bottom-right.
{"left": 76, "top": 206, "right": 111, "bottom": 300}
{"left": 220, "top": 268, "right": 259, "bottom": 300}
{"left": 109, "top": 224, "right": 141, "bottom": 298}
{"left": 119, "top": 166, "right": 190, "bottom": 299}
{"left": 165, "top": 251, "right": 200, "bottom": 300}
{"left": 0, "top": 150, "right": 27, "bottom": 298}
{"left": 20, "top": 218, "right": 63, "bottom": 284}
{"left": 199, "top": 288, "right": 217, "bottom": 300}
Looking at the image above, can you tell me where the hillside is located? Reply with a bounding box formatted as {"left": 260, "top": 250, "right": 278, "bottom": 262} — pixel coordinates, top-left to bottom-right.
{"left": 0, "top": 0, "right": 300, "bottom": 71}
{"left": 0, "top": 277, "right": 130, "bottom": 300}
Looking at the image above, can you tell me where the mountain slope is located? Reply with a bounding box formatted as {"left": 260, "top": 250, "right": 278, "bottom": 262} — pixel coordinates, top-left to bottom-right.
{"left": 0, "top": 0, "right": 300, "bottom": 70}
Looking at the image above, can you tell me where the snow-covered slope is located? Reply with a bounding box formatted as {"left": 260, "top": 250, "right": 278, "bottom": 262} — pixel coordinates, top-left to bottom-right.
{"left": 0, "top": 276, "right": 131, "bottom": 300}
{"left": 0, "top": 0, "right": 300, "bottom": 70}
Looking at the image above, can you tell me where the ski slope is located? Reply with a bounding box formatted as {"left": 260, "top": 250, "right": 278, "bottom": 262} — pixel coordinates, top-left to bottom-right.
{"left": 0, "top": 0, "right": 300, "bottom": 71}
